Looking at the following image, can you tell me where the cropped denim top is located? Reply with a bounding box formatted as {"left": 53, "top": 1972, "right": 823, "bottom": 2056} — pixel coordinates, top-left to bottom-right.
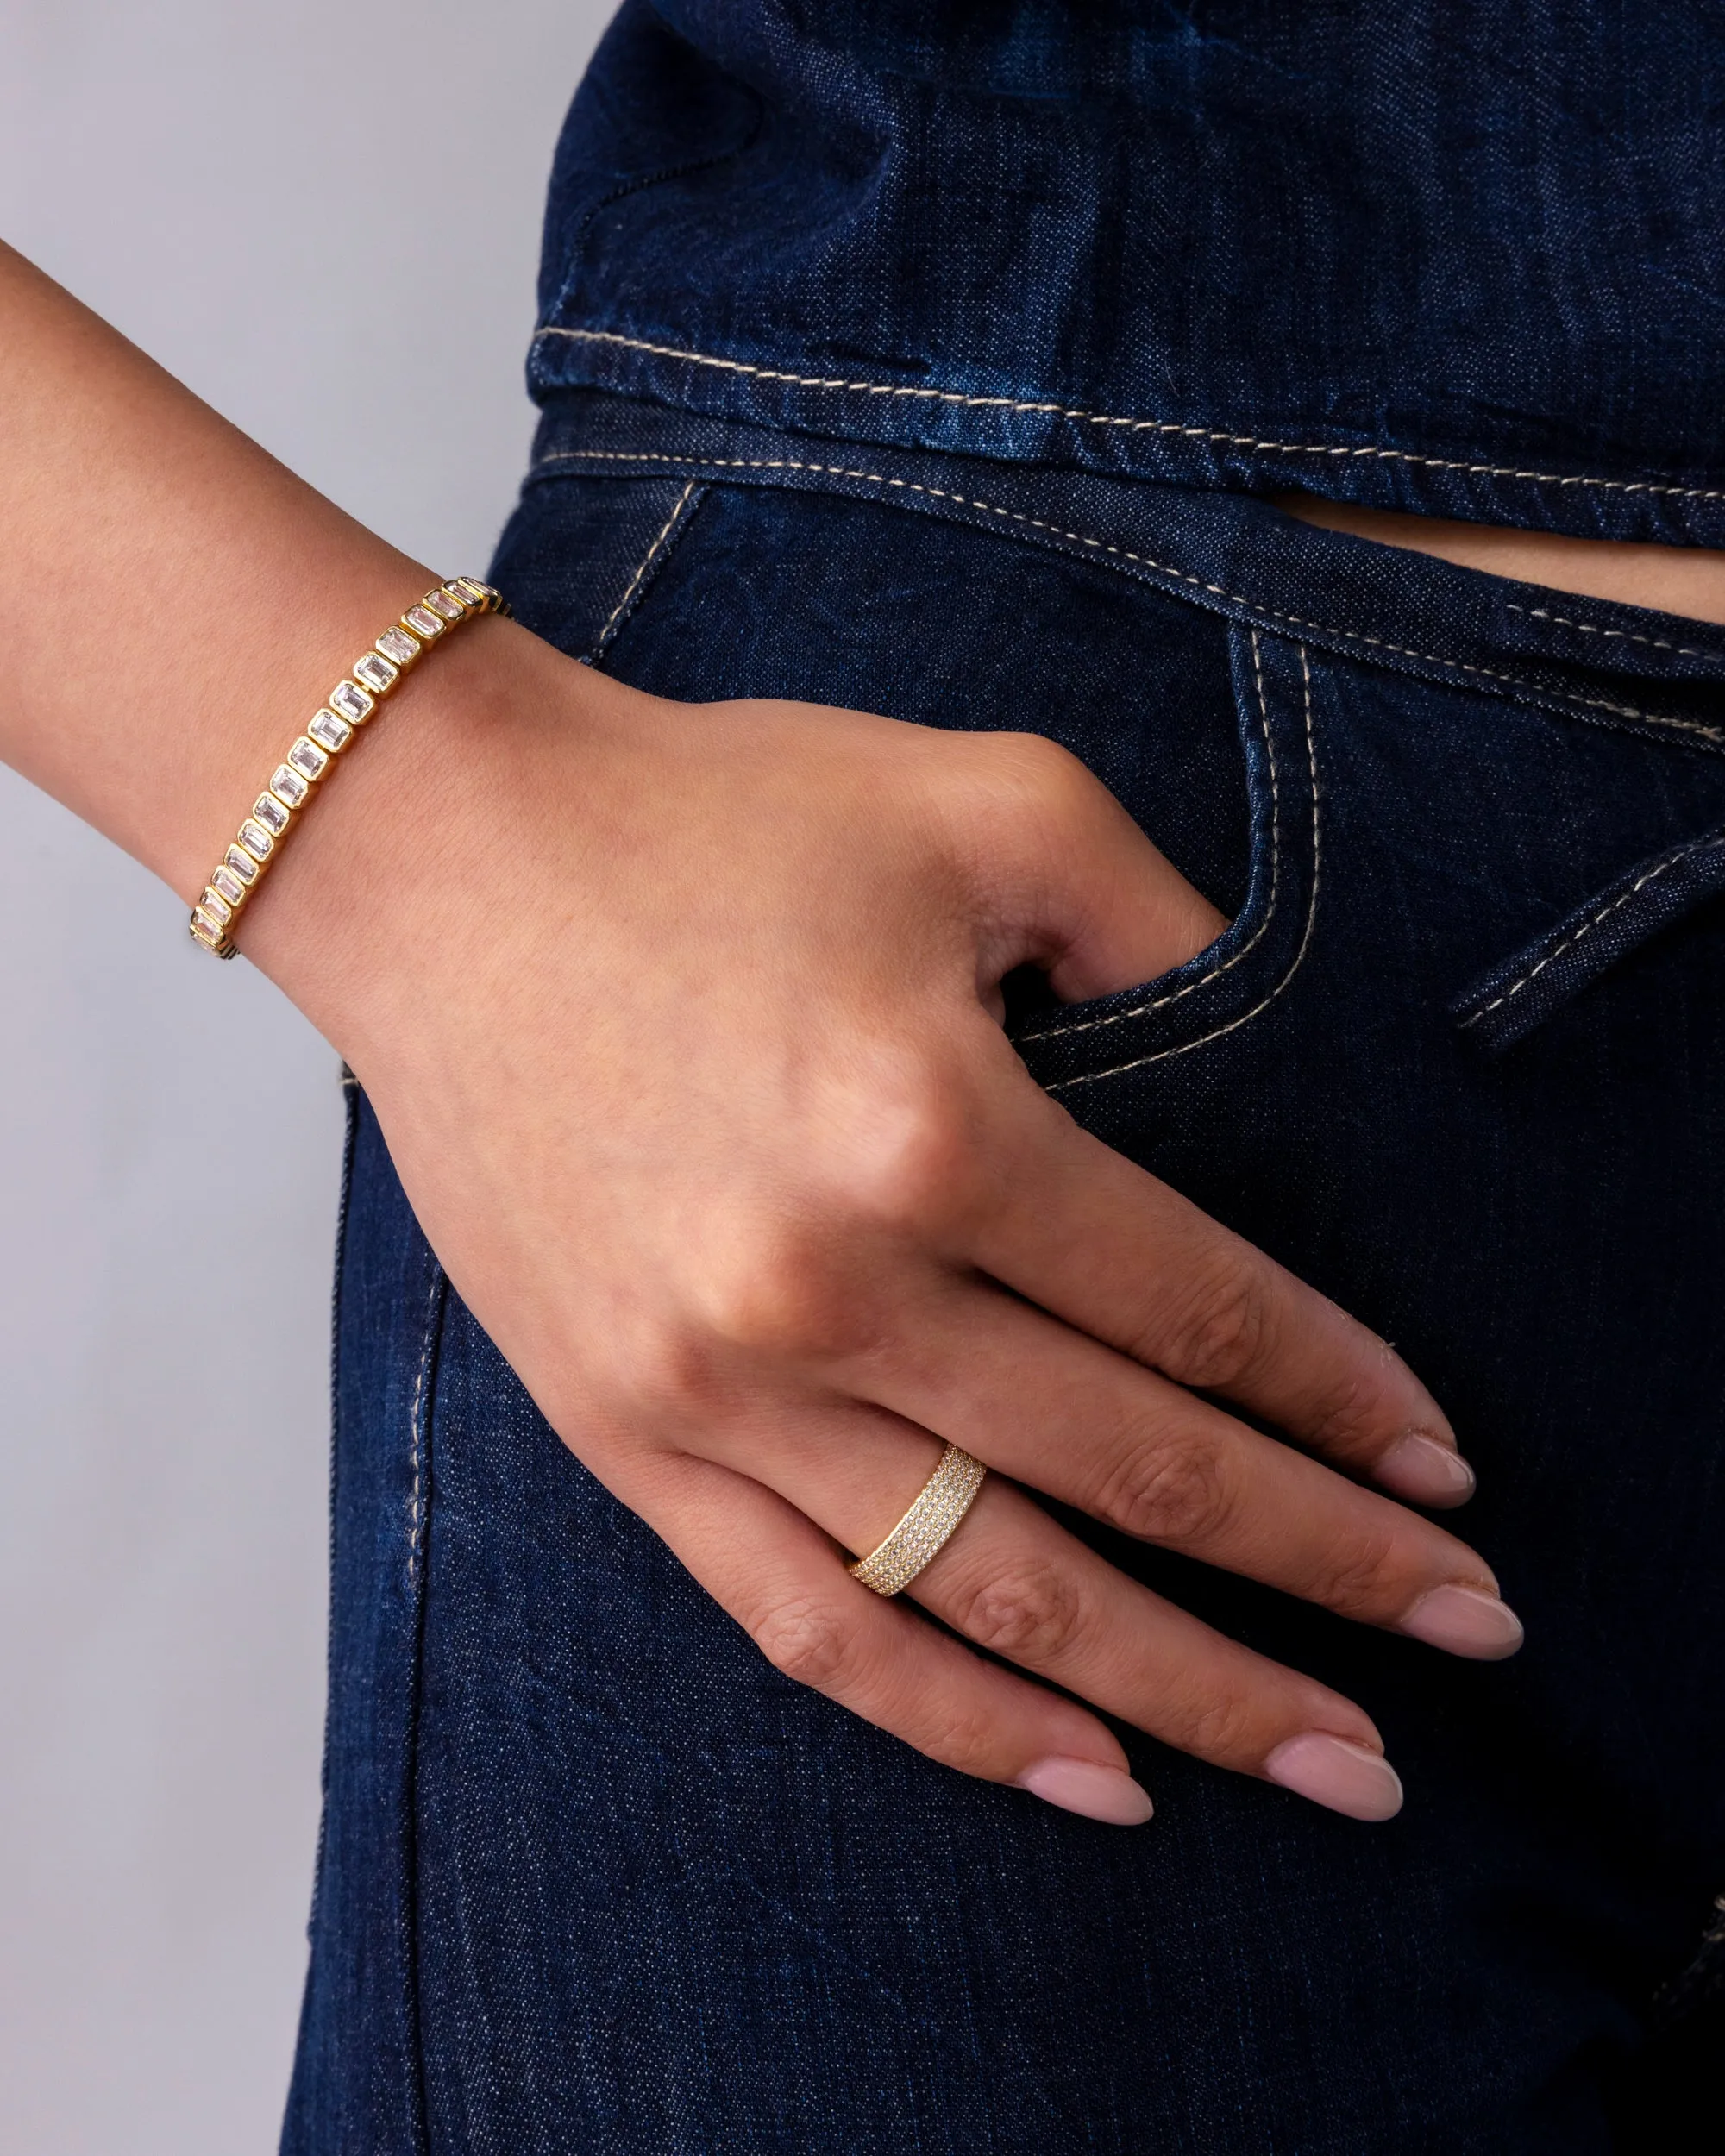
{"left": 529, "top": 1, "right": 1725, "bottom": 549}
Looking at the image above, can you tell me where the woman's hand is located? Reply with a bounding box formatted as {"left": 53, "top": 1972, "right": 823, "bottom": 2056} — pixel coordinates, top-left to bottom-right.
{"left": 247, "top": 620, "right": 1517, "bottom": 1828}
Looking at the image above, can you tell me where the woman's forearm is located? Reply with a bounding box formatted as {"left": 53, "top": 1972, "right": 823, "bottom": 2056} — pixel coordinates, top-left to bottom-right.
{"left": 0, "top": 237, "right": 467, "bottom": 901}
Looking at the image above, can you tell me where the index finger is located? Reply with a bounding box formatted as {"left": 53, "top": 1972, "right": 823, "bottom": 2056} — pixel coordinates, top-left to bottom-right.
{"left": 969, "top": 1069, "right": 1476, "bottom": 1509}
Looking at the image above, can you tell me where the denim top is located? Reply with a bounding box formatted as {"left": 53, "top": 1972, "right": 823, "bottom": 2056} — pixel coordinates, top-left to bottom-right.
{"left": 530, "top": 1, "right": 1725, "bottom": 548}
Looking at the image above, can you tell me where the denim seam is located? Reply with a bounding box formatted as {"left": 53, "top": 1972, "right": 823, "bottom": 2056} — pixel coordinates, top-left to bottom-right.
{"left": 534, "top": 327, "right": 1725, "bottom": 506}
{"left": 1503, "top": 601, "right": 1716, "bottom": 661}
{"left": 1457, "top": 830, "right": 1725, "bottom": 1027}
{"left": 1047, "top": 646, "right": 1319, "bottom": 1090}
{"left": 406, "top": 1268, "right": 442, "bottom": 1585}
{"left": 533, "top": 448, "right": 1725, "bottom": 751}
{"left": 1020, "top": 628, "right": 1283, "bottom": 1042}
{"left": 593, "top": 477, "right": 702, "bottom": 659}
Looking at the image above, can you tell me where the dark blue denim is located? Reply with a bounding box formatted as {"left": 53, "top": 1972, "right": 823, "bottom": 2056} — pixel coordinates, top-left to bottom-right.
{"left": 284, "top": 7, "right": 1725, "bottom": 2148}
{"left": 530, "top": 1, "right": 1725, "bottom": 548}
{"left": 283, "top": 391, "right": 1725, "bottom": 2153}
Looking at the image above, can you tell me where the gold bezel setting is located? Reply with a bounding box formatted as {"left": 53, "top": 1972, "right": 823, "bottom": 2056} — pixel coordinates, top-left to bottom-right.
{"left": 188, "top": 579, "right": 508, "bottom": 956}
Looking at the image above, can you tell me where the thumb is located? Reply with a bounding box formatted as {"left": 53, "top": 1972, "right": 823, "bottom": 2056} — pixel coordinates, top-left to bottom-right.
{"left": 963, "top": 733, "right": 1226, "bottom": 1003}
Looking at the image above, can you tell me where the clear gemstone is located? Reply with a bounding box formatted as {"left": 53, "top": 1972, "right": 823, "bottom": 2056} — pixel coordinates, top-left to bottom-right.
{"left": 238, "top": 820, "right": 274, "bottom": 861}
{"left": 329, "top": 680, "right": 373, "bottom": 724}
{"left": 190, "top": 910, "right": 226, "bottom": 948}
{"left": 400, "top": 607, "right": 442, "bottom": 641}
{"left": 200, "top": 886, "right": 234, "bottom": 926}
{"left": 423, "top": 588, "right": 464, "bottom": 620}
{"left": 211, "top": 863, "right": 248, "bottom": 906}
{"left": 253, "top": 793, "right": 291, "bottom": 835}
{"left": 354, "top": 652, "right": 398, "bottom": 694}
{"left": 288, "top": 736, "right": 329, "bottom": 781}
{"left": 308, "top": 708, "right": 352, "bottom": 753}
{"left": 453, "top": 577, "right": 494, "bottom": 607}
{"left": 378, "top": 625, "right": 422, "bottom": 662}
{"left": 270, "top": 763, "right": 310, "bottom": 808}
{"left": 224, "top": 844, "right": 259, "bottom": 883}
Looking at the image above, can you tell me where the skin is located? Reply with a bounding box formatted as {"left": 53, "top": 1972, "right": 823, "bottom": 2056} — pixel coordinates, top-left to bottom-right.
{"left": 22, "top": 242, "right": 1711, "bottom": 1834}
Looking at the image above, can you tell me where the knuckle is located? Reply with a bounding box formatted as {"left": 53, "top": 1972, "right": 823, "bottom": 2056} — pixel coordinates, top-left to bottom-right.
{"left": 1302, "top": 1524, "right": 1405, "bottom": 1619}
{"left": 1099, "top": 1431, "right": 1236, "bottom": 1546}
{"left": 750, "top": 1593, "right": 858, "bottom": 1694}
{"left": 1157, "top": 1248, "right": 1275, "bottom": 1391}
{"left": 945, "top": 1555, "right": 1087, "bottom": 1664}
{"left": 1157, "top": 1683, "right": 1263, "bottom": 1766}
{"left": 821, "top": 1056, "right": 986, "bottom": 1240}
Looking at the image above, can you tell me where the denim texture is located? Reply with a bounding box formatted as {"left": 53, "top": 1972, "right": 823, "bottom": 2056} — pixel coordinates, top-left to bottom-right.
{"left": 529, "top": 1, "right": 1725, "bottom": 547}
{"left": 283, "top": 391, "right": 1725, "bottom": 2152}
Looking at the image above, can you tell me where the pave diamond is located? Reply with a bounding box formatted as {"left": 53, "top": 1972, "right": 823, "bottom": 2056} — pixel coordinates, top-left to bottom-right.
{"left": 354, "top": 651, "right": 397, "bottom": 694}
{"left": 377, "top": 625, "right": 421, "bottom": 663}
{"left": 270, "top": 763, "right": 310, "bottom": 808}
{"left": 308, "top": 708, "right": 352, "bottom": 753}
{"left": 211, "top": 863, "right": 248, "bottom": 907}
{"left": 190, "top": 909, "right": 226, "bottom": 949}
{"left": 288, "top": 736, "right": 329, "bottom": 781}
{"left": 401, "top": 606, "right": 443, "bottom": 640}
{"left": 253, "top": 793, "right": 291, "bottom": 836}
{"left": 423, "top": 587, "right": 464, "bottom": 621}
{"left": 329, "top": 680, "right": 373, "bottom": 724}
{"left": 200, "top": 886, "right": 234, "bottom": 927}
{"left": 224, "top": 844, "right": 259, "bottom": 884}
{"left": 848, "top": 1445, "right": 987, "bottom": 1597}
{"left": 238, "top": 819, "right": 274, "bottom": 861}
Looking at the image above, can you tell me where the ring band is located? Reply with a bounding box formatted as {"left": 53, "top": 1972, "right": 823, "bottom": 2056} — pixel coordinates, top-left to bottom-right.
{"left": 847, "top": 1443, "right": 988, "bottom": 1597}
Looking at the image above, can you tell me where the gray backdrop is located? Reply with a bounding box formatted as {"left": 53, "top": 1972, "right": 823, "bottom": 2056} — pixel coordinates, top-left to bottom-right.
{"left": 0, "top": 5, "right": 611, "bottom": 2147}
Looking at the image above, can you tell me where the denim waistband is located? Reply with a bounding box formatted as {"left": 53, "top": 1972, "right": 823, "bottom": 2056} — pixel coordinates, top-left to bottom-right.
{"left": 529, "top": 391, "right": 1725, "bottom": 765}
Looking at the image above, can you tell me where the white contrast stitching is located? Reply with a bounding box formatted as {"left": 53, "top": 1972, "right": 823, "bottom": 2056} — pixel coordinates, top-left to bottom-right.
{"left": 536, "top": 327, "right": 1725, "bottom": 506}
{"left": 595, "top": 478, "right": 700, "bottom": 655}
{"left": 1048, "top": 646, "right": 1321, "bottom": 1089}
{"left": 405, "top": 1271, "right": 440, "bottom": 1584}
{"left": 1502, "top": 602, "right": 1716, "bottom": 661}
{"left": 1457, "top": 830, "right": 1725, "bottom": 1026}
{"left": 534, "top": 448, "right": 1725, "bottom": 747}
{"left": 1019, "top": 628, "right": 1284, "bottom": 1041}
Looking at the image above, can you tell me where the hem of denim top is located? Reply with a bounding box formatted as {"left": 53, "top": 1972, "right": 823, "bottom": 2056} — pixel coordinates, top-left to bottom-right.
{"left": 523, "top": 389, "right": 1725, "bottom": 766}
{"left": 528, "top": 327, "right": 1725, "bottom": 555}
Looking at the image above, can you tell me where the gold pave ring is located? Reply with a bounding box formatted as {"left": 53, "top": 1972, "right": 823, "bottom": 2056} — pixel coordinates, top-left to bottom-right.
{"left": 847, "top": 1443, "right": 988, "bottom": 1597}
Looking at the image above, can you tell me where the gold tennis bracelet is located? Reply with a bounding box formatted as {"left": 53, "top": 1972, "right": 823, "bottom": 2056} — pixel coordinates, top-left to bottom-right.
{"left": 188, "top": 575, "right": 510, "bottom": 957}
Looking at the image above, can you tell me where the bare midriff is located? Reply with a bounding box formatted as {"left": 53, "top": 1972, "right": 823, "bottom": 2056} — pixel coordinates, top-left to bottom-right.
{"left": 1276, "top": 496, "right": 1725, "bottom": 630}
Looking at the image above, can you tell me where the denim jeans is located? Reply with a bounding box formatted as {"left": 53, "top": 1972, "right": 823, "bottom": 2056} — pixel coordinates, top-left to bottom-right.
{"left": 282, "top": 392, "right": 1725, "bottom": 2154}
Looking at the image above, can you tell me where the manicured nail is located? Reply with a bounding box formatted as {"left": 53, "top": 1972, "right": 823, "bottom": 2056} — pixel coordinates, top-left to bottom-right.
{"left": 1400, "top": 1583, "right": 1524, "bottom": 1659}
{"left": 1016, "top": 1756, "right": 1154, "bottom": 1825}
{"left": 1265, "top": 1733, "right": 1404, "bottom": 1821}
{"left": 1375, "top": 1432, "right": 1476, "bottom": 1507}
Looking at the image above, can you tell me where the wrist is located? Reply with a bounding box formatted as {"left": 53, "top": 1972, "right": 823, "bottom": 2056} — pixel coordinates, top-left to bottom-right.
{"left": 234, "top": 615, "right": 623, "bottom": 1054}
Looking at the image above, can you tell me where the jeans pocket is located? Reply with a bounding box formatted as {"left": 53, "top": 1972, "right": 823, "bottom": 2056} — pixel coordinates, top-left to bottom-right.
{"left": 1011, "top": 626, "right": 1320, "bottom": 1094}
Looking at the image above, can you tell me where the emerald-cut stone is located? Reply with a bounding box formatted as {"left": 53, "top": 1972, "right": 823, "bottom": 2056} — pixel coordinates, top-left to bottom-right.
{"left": 377, "top": 626, "right": 421, "bottom": 664}
{"left": 238, "top": 820, "right": 274, "bottom": 862}
{"left": 270, "top": 764, "right": 309, "bottom": 808}
{"left": 288, "top": 736, "right": 329, "bottom": 781}
{"left": 211, "top": 863, "right": 248, "bottom": 906}
{"left": 329, "top": 680, "right": 373, "bottom": 724}
{"left": 401, "top": 606, "right": 443, "bottom": 640}
{"left": 308, "top": 708, "right": 352, "bottom": 754}
{"left": 354, "top": 652, "right": 397, "bottom": 694}
{"left": 224, "top": 844, "right": 259, "bottom": 883}
{"left": 252, "top": 793, "right": 290, "bottom": 836}
{"left": 423, "top": 588, "right": 464, "bottom": 621}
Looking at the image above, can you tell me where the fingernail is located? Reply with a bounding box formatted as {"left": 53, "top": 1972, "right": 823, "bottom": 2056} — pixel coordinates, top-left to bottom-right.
{"left": 1016, "top": 1756, "right": 1154, "bottom": 1825}
{"left": 1264, "top": 1733, "right": 1404, "bottom": 1821}
{"left": 1400, "top": 1582, "right": 1525, "bottom": 1659}
{"left": 1375, "top": 1432, "right": 1476, "bottom": 1507}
